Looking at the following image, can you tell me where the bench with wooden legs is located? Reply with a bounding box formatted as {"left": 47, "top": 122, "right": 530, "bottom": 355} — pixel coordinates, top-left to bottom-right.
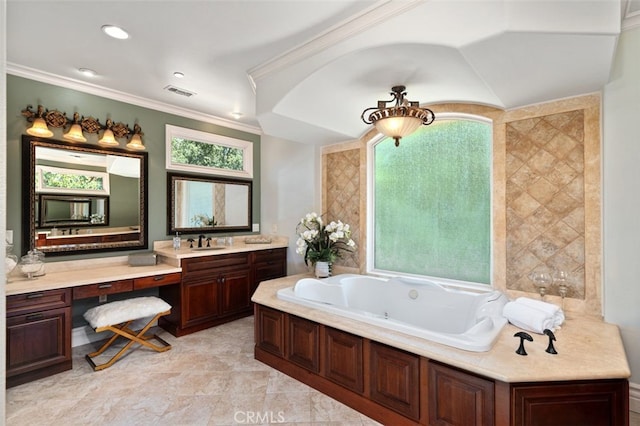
{"left": 83, "top": 296, "right": 172, "bottom": 371}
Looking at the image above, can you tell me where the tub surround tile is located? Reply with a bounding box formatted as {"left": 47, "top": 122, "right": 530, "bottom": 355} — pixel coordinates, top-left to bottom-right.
{"left": 253, "top": 274, "right": 630, "bottom": 384}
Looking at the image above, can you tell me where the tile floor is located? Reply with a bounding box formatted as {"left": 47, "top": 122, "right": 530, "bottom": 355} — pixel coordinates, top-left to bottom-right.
{"left": 6, "top": 316, "right": 639, "bottom": 426}
{"left": 6, "top": 316, "right": 381, "bottom": 426}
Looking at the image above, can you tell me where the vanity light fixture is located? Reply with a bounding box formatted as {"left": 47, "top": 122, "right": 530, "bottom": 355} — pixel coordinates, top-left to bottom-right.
{"left": 126, "top": 124, "right": 145, "bottom": 150}
{"left": 24, "top": 105, "right": 54, "bottom": 138}
{"left": 63, "top": 112, "right": 87, "bottom": 142}
{"left": 361, "top": 85, "right": 435, "bottom": 147}
{"left": 98, "top": 119, "right": 120, "bottom": 146}
{"left": 101, "top": 24, "right": 129, "bottom": 40}
{"left": 21, "top": 104, "right": 145, "bottom": 150}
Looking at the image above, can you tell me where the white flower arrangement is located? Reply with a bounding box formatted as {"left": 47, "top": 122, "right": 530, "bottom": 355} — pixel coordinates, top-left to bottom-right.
{"left": 296, "top": 212, "right": 356, "bottom": 265}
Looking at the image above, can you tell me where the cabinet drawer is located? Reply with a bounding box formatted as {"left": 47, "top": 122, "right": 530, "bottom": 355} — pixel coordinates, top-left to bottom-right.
{"left": 72, "top": 279, "right": 133, "bottom": 300}
{"left": 252, "top": 248, "right": 286, "bottom": 263}
{"left": 134, "top": 272, "right": 181, "bottom": 290}
{"left": 182, "top": 253, "right": 250, "bottom": 276}
{"left": 7, "top": 289, "right": 71, "bottom": 317}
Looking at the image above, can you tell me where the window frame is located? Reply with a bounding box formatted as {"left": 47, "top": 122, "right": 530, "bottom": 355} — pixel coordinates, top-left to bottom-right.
{"left": 365, "top": 113, "right": 494, "bottom": 290}
{"left": 165, "top": 124, "right": 253, "bottom": 178}
{"left": 35, "top": 165, "right": 111, "bottom": 195}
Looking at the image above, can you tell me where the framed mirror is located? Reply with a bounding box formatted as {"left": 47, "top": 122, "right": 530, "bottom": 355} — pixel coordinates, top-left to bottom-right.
{"left": 167, "top": 172, "right": 252, "bottom": 235}
{"left": 22, "top": 135, "right": 148, "bottom": 256}
{"left": 38, "top": 194, "right": 109, "bottom": 227}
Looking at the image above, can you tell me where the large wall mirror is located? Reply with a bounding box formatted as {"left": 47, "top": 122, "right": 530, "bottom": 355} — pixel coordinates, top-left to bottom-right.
{"left": 167, "top": 172, "right": 252, "bottom": 235}
{"left": 22, "top": 136, "right": 148, "bottom": 256}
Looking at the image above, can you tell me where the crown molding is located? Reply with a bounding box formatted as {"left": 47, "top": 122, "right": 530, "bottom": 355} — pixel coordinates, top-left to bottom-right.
{"left": 248, "top": 0, "right": 424, "bottom": 83}
{"left": 7, "top": 62, "right": 262, "bottom": 136}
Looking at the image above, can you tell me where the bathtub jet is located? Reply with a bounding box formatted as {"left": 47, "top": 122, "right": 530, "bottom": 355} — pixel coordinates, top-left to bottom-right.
{"left": 276, "top": 274, "right": 508, "bottom": 352}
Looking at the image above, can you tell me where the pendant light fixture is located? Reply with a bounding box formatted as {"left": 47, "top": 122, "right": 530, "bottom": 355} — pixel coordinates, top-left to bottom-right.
{"left": 361, "top": 85, "right": 435, "bottom": 146}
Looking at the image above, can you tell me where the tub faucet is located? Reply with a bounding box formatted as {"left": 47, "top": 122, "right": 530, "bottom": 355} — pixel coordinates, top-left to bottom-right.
{"left": 198, "top": 234, "right": 206, "bottom": 248}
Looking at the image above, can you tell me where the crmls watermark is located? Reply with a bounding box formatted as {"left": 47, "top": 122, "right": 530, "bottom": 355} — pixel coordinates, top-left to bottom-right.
{"left": 233, "top": 411, "right": 285, "bottom": 424}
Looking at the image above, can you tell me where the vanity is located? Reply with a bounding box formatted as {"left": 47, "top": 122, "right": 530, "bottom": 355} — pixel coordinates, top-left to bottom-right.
{"left": 253, "top": 275, "right": 631, "bottom": 426}
{"left": 5, "top": 237, "right": 288, "bottom": 388}
{"left": 153, "top": 238, "right": 288, "bottom": 336}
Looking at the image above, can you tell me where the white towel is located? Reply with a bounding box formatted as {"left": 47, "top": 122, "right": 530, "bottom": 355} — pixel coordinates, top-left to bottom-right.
{"left": 502, "top": 297, "right": 564, "bottom": 334}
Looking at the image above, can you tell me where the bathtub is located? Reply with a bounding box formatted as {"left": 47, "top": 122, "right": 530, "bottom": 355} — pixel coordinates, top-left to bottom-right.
{"left": 276, "top": 274, "right": 508, "bottom": 352}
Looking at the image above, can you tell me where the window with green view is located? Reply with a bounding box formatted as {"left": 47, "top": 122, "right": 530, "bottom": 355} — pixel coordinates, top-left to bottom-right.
{"left": 371, "top": 117, "right": 492, "bottom": 284}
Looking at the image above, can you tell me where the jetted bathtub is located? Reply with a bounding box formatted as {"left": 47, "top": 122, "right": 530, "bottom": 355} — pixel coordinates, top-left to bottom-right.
{"left": 276, "top": 274, "right": 508, "bottom": 352}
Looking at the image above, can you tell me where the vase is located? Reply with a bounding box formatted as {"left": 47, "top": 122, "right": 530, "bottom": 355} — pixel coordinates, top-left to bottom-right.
{"left": 315, "top": 261, "right": 331, "bottom": 278}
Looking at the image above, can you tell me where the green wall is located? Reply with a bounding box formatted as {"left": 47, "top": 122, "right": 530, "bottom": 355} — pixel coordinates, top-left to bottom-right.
{"left": 6, "top": 75, "right": 261, "bottom": 259}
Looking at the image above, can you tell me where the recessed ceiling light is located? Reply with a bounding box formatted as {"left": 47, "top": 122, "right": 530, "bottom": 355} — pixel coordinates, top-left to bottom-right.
{"left": 101, "top": 25, "right": 129, "bottom": 40}
{"left": 173, "top": 71, "right": 185, "bottom": 79}
{"left": 231, "top": 112, "right": 243, "bottom": 119}
{"left": 78, "top": 68, "right": 97, "bottom": 77}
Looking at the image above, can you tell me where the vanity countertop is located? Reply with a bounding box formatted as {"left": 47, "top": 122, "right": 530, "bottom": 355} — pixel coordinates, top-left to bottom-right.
{"left": 252, "top": 274, "right": 631, "bottom": 384}
{"left": 6, "top": 255, "right": 181, "bottom": 296}
{"left": 153, "top": 235, "right": 289, "bottom": 264}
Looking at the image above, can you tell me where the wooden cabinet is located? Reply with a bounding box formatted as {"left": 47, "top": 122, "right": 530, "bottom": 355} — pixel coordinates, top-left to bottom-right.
{"left": 429, "top": 361, "right": 494, "bottom": 426}
{"left": 370, "top": 341, "right": 420, "bottom": 420}
{"left": 324, "top": 327, "right": 363, "bottom": 393}
{"left": 6, "top": 289, "right": 72, "bottom": 388}
{"left": 254, "top": 304, "right": 629, "bottom": 426}
{"left": 72, "top": 279, "right": 133, "bottom": 300}
{"left": 286, "top": 315, "right": 320, "bottom": 372}
{"left": 160, "top": 249, "right": 286, "bottom": 337}
{"left": 251, "top": 248, "right": 287, "bottom": 293}
{"left": 511, "top": 380, "right": 629, "bottom": 426}
{"left": 255, "top": 305, "right": 285, "bottom": 357}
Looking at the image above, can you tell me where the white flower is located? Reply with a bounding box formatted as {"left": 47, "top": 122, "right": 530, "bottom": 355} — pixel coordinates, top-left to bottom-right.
{"left": 347, "top": 239, "right": 356, "bottom": 247}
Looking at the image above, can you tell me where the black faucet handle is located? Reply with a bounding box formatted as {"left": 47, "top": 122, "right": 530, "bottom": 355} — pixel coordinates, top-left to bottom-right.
{"left": 206, "top": 237, "right": 212, "bottom": 247}
{"left": 514, "top": 331, "right": 533, "bottom": 356}
{"left": 187, "top": 238, "right": 195, "bottom": 248}
{"left": 543, "top": 329, "right": 558, "bottom": 354}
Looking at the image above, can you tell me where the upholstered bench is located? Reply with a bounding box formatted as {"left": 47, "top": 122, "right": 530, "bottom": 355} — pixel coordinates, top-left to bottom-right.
{"left": 83, "top": 296, "right": 172, "bottom": 371}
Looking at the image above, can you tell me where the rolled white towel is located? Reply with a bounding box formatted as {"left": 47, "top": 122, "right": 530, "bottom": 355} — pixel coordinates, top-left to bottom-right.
{"left": 515, "top": 297, "right": 565, "bottom": 329}
{"left": 502, "top": 298, "right": 564, "bottom": 334}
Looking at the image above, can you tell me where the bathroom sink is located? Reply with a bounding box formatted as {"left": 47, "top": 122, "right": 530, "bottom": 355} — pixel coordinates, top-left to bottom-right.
{"left": 191, "top": 246, "right": 226, "bottom": 251}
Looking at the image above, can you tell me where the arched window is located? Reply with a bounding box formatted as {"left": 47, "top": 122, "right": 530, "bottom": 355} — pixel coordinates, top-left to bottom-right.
{"left": 367, "top": 115, "right": 492, "bottom": 286}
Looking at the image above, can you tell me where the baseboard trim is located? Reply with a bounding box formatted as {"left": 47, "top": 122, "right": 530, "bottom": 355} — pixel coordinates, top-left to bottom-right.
{"left": 631, "top": 381, "right": 640, "bottom": 413}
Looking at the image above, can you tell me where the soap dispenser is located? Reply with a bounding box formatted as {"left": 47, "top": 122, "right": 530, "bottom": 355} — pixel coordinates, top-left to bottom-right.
{"left": 172, "top": 232, "right": 181, "bottom": 250}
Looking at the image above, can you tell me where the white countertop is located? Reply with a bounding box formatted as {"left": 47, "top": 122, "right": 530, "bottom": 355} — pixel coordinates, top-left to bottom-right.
{"left": 5, "top": 255, "right": 181, "bottom": 296}
{"left": 252, "top": 274, "right": 631, "bottom": 384}
{"left": 153, "top": 236, "right": 289, "bottom": 265}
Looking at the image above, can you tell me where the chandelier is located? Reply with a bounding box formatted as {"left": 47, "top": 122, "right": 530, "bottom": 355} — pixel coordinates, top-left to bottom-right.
{"left": 361, "top": 85, "right": 435, "bottom": 146}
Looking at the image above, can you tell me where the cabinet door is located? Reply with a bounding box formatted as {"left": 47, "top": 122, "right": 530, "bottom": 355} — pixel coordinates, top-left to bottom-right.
{"left": 252, "top": 248, "right": 287, "bottom": 290}
{"left": 429, "top": 361, "right": 494, "bottom": 426}
{"left": 220, "top": 268, "right": 252, "bottom": 315}
{"left": 287, "top": 315, "right": 320, "bottom": 372}
{"left": 182, "top": 277, "right": 220, "bottom": 327}
{"left": 6, "top": 306, "right": 72, "bottom": 378}
{"left": 255, "top": 305, "right": 285, "bottom": 357}
{"left": 511, "top": 380, "right": 629, "bottom": 426}
{"left": 323, "top": 327, "right": 363, "bottom": 393}
{"left": 370, "top": 341, "right": 420, "bottom": 421}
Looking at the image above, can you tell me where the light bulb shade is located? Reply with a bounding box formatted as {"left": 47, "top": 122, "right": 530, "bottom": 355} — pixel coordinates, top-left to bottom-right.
{"left": 126, "top": 133, "right": 145, "bottom": 150}
{"left": 374, "top": 115, "right": 423, "bottom": 140}
{"left": 26, "top": 118, "right": 53, "bottom": 138}
{"left": 98, "top": 129, "right": 118, "bottom": 146}
{"left": 63, "top": 124, "right": 87, "bottom": 142}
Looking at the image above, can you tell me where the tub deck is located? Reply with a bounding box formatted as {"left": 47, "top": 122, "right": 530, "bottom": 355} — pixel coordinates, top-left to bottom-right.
{"left": 253, "top": 273, "right": 630, "bottom": 383}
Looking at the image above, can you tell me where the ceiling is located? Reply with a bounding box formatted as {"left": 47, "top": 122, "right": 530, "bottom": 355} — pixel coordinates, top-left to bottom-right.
{"left": 6, "top": 1, "right": 637, "bottom": 145}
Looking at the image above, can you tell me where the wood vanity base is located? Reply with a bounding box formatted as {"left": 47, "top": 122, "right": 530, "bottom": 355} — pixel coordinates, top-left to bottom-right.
{"left": 254, "top": 304, "right": 629, "bottom": 426}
